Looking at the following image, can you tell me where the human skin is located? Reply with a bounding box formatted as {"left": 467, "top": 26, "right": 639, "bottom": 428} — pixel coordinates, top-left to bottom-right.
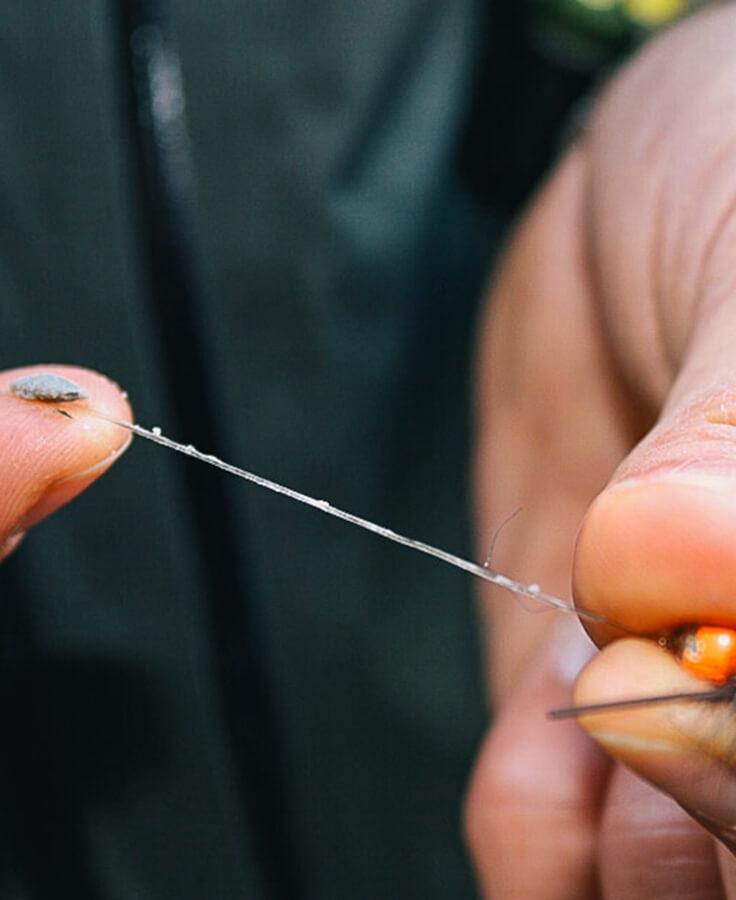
{"left": 6, "top": 11, "right": 736, "bottom": 897}
{"left": 466, "top": 7, "right": 736, "bottom": 898}
{"left": 0, "top": 365, "right": 132, "bottom": 562}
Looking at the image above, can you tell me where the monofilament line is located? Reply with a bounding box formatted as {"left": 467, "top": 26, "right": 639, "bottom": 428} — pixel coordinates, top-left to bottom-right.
{"left": 94, "top": 414, "right": 611, "bottom": 626}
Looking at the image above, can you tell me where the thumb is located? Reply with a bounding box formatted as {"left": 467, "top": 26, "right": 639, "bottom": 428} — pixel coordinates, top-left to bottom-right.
{"left": 576, "top": 302, "right": 736, "bottom": 639}
{"left": 573, "top": 300, "right": 736, "bottom": 849}
{"left": 0, "top": 365, "right": 132, "bottom": 560}
{"left": 570, "top": 6, "right": 736, "bottom": 837}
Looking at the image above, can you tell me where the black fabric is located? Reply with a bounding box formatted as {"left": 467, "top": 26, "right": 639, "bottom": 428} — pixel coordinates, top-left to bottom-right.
{"left": 0, "top": 3, "right": 592, "bottom": 897}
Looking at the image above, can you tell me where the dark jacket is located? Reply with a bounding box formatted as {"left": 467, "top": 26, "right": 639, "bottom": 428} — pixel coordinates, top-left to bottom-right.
{"left": 0, "top": 2, "right": 596, "bottom": 897}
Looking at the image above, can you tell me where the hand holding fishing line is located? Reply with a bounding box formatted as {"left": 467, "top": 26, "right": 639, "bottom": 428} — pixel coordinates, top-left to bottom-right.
{"left": 4, "top": 362, "right": 732, "bottom": 896}
{"left": 467, "top": 6, "right": 736, "bottom": 898}
{"left": 2, "top": 9, "right": 736, "bottom": 899}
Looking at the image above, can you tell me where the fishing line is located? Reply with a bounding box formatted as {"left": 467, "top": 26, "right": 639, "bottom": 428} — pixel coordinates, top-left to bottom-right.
{"left": 86, "top": 410, "right": 620, "bottom": 629}
{"left": 74, "top": 412, "right": 736, "bottom": 727}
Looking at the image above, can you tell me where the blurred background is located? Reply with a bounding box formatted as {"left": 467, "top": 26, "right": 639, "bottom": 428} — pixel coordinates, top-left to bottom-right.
{"left": 0, "top": 2, "right": 701, "bottom": 897}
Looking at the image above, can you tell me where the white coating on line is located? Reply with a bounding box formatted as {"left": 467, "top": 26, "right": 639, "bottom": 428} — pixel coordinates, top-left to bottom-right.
{"left": 92, "top": 413, "right": 614, "bottom": 627}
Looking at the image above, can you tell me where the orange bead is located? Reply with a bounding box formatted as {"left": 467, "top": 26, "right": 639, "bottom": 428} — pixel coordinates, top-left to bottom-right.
{"left": 679, "top": 626, "right": 736, "bottom": 684}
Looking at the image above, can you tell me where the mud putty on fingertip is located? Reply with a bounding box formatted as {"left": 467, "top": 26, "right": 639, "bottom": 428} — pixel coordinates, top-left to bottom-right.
{"left": 10, "top": 373, "right": 89, "bottom": 402}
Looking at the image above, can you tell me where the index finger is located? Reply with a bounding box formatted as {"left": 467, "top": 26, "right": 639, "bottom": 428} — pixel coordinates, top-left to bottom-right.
{"left": 0, "top": 364, "right": 132, "bottom": 558}
{"left": 574, "top": 638, "right": 736, "bottom": 872}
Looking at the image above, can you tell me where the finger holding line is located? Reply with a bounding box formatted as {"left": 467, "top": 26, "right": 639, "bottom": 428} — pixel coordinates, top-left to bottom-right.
{"left": 0, "top": 364, "right": 132, "bottom": 561}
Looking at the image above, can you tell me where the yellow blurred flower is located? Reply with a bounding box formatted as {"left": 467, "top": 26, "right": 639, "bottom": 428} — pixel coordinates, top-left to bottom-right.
{"left": 623, "top": 0, "right": 688, "bottom": 26}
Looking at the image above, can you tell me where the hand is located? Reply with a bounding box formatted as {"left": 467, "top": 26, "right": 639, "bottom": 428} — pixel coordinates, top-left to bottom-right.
{"left": 466, "top": 7, "right": 736, "bottom": 897}
{"left": 0, "top": 365, "right": 132, "bottom": 563}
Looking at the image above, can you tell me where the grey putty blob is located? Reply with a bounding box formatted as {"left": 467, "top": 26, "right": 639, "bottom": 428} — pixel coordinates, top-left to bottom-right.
{"left": 10, "top": 373, "right": 89, "bottom": 403}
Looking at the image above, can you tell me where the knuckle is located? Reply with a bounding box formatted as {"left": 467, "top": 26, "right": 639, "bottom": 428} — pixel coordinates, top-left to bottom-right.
{"left": 463, "top": 726, "right": 535, "bottom": 854}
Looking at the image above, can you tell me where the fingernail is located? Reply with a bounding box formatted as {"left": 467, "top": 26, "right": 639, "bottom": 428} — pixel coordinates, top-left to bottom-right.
{"left": 584, "top": 730, "right": 685, "bottom": 754}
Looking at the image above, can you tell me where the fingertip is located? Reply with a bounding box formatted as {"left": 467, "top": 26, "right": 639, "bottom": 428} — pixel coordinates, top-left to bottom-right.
{"left": 0, "top": 364, "right": 133, "bottom": 540}
{"left": 575, "top": 478, "right": 736, "bottom": 640}
{"left": 574, "top": 638, "right": 697, "bottom": 753}
{"left": 574, "top": 638, "right": 736, "bottom": 832}
{"left": 1, "top": 362, "right": 132, "bottom": 426}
